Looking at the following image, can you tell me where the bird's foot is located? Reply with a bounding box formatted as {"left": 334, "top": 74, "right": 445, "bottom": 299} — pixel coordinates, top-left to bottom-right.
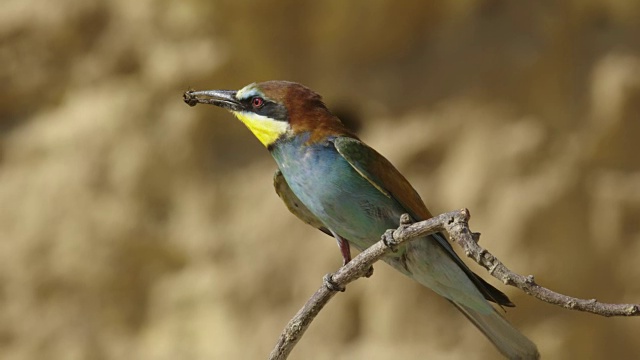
{"left": 331, "top": 231, "right": 352, "bottom": 266}
{"left": 323, "top": 273, "right": 345, "bottom": 292}
{"left": 364, "top": 266, "right": 374, "bottom": 278}
{"left": 382, "top": 229, "right": 399, "bottom": 252}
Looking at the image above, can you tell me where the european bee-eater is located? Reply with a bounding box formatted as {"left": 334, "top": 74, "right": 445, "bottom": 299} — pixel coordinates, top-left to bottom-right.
{"left": 184, "top": 81, "right": 539, "bottom": 359}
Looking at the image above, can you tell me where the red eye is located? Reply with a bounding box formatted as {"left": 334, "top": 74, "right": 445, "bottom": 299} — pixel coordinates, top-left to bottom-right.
{"left": 251, "top": 97, "right": 264, "bottom": 108}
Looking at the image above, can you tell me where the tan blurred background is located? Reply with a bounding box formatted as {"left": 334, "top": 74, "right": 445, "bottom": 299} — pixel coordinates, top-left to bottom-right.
{"left": 1, "top": 0, "right": 640, "bottom": 359}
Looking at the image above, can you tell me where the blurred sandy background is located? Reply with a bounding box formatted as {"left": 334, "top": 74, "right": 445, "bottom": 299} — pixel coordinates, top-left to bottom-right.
{"left": 1, "top": 0, "right": 640, "bottom": 359}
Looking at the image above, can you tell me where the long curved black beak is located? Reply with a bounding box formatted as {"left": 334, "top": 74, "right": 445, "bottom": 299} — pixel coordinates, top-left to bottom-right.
{"left": 183, "top": 89, "right": 241, "bottom": 111}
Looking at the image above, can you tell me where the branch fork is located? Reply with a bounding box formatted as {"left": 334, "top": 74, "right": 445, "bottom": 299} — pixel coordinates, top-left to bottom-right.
{"left": 268, "top": 209, "right": 639, "bottom": 360}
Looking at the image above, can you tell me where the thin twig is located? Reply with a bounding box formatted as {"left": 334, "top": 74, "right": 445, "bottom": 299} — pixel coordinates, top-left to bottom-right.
{"left": 268, "top": 209, "right": 640, "bottom": 360}
{"left": 444, "top": 209, "right": 640, "bottom": 317}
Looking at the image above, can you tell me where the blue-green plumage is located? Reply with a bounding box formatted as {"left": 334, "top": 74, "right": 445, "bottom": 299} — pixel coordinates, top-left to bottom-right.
{"left": 185, "top": 81, "right": 540, "bottom": 359}
{"left": 272, "top": 133, "right": 493, "bottom": 311}
{"left": 272, "top": 133, "right": 538, "bottom": 359}
{"left": 272, "top": 133, "right": 404, "bottom": 249}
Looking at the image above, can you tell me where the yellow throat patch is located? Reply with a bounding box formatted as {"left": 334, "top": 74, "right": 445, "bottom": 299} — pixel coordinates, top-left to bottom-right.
{"left": 232, "top": 111, "right": 289, "bottom": 147}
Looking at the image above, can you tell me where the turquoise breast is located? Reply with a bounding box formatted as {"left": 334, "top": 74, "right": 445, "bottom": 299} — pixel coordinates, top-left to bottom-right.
{"left": 270, "top": 134, "right": 405, "bottom": 251}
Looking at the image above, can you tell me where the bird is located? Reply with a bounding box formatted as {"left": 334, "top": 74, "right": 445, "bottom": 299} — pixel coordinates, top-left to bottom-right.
{"left": 183, "top": 81, "right": 539, "bottom": 359}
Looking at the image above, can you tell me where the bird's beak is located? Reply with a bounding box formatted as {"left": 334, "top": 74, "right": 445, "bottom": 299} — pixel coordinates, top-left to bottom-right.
{"left": 183, "top": 89, "right": 242, "bottom": 111}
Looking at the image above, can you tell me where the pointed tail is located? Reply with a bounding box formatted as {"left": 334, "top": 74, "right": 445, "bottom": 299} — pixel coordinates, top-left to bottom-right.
{"left": 451, "top": 301, "right": 539, "bottom": 359}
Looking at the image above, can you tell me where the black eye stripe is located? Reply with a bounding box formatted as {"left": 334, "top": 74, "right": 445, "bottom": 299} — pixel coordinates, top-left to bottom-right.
{"left": 258, "top": 102, "right": 288, "bottom": 122}
{"left": 240, "top": 98, "right": 254, "bottom": 108}
{"left": 241, "top": 98, "right": 288, "bottom": 122}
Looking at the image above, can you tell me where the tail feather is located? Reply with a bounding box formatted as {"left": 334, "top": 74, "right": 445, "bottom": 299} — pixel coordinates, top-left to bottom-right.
{"left": 450, "top": 301, "right": 540, "bottom": 360}
{"left": 388, "top": 237, "right": 539, "bottom": 359}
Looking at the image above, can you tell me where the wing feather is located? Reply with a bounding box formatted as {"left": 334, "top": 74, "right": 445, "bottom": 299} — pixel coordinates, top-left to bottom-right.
{"left": 333, "top": 137, "right": 513, "bottom": 307}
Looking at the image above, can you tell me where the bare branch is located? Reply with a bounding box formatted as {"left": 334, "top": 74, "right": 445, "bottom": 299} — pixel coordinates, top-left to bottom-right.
{"left": 268, "top": 211, "right": 454, "bottom": 360}
{"left": 268, "top": 209, "right": 640, "bottom": 360}
{"left": 443, "top": 209, "right": 640, "bottom": 317}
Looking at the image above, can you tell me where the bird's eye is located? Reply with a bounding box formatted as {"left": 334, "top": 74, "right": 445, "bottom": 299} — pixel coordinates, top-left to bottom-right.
{"left": 251, "top": 97, "right": 265, "bottom": 108}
